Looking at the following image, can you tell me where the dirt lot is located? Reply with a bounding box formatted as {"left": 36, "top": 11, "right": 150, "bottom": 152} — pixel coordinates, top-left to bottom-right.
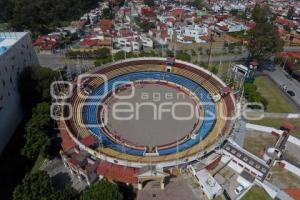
{"left": 243, "top": 130, "right": 279, "bottom": 158}
{"left": 269, "top": 164, "right": 300, "bottom": 189}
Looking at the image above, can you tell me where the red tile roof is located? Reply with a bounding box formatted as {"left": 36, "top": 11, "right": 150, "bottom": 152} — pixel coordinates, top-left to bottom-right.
{"left": 99, "top": 19, "right": 113, "bottom": 32}
{"left": 59, "top": 122, "right": 76, "bottom": 151}
{"left": 287, "top": 52, "right": 300, "bottom": 60}
{"left": 33, "top": 36, "right": 57, "bottom": 50}
{"left": 276, "top": 17, "right": 296, "bottom": 29}
{"left": 284, "top": 189, "right": 300, "bottom": 200}
{"left": 80, "top": 135, "right": 97, "bottom": 147}
{"left": 281, "top": 121, "right": 295, "bottom": 131}
{"left": 96, "top": 160, "right": 138, "bottom": 184}
{"left": 80, "top": 39, "right": 99, "bottom": 47}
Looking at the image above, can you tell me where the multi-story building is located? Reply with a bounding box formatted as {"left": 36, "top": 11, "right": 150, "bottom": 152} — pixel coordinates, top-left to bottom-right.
{"left": 0, "top": 32, "right": 39, "bottom": 153}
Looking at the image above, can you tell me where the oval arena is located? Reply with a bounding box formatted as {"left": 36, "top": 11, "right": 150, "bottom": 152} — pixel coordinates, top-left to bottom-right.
{"left": 59, "top": 58, "right": 236, "bottom": 186}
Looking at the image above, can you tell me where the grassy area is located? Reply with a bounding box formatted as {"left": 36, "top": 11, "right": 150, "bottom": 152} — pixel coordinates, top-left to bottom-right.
{"left": 243, "top": 130, "right": 278, "bottom": 157}
{"left": 254, "top": 76, "right": 296, "bottom": 113}
{"left": 31, "top": 154, "right": 45, "bottom": 173}
{"left": 218, "top": 62, "right": 231, "bottom": 75}
{"left": 241, "top": 185, "right": 272, "bottom": 200}
{"left": 247, "top": 118, "right": 300, "bottom": 138}
{"left": 0, "top": 23, "right": 9, "bottom": 31}
{"left": 269, "top": 164, "right": 300, "bottom": 188}
{"left": 214, "top": 196, "right": 223, "bottom": 200}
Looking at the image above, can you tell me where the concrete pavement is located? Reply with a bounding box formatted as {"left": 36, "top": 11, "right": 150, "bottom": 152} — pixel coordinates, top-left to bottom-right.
{"left": 263, "top": 67, "right": 300, "bottom": 109}
{"left": 37, "top": 53, "right": 94, "bottom": 70}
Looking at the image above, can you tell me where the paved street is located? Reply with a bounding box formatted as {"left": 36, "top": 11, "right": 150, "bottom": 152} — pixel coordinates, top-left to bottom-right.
{"left": 263, "top": 67, "right": 300, "bottom": 109}
{"left": 232, "top": 119, "right": 247, "bottom": 147}
{"left": 37, "top": 53, "right": 94, "bottom": 70}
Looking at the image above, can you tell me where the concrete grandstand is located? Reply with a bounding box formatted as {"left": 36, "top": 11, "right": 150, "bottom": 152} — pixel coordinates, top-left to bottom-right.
{"left": 57, "top": 57, "right": 236, "bottom": 188}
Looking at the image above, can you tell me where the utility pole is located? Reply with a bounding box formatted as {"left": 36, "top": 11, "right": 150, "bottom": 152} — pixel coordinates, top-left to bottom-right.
{"left": 207, "top": 33, "right": 214, "bottom": 69}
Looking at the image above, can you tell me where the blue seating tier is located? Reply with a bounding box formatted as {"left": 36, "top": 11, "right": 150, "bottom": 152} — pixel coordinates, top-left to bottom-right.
{"left": 82, "top": 71, "right": 216, "bottom": 156}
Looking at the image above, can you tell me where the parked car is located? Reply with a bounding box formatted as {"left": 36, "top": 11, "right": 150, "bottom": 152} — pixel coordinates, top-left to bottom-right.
{"left": 234, "top": 185, "right": 245, "bottom": 195}
{"left": 287, "top": 90, "right": 295, "bottom": 97}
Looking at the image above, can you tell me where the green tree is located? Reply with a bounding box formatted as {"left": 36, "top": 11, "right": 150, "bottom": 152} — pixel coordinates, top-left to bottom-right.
{"left": 51, "top": 185, "right": 78, "bottom": 200}
{"left": 144, "top": 0, "right": 155, "bottom": 7}
{"left": 244, "top": 83, "right": 268, "bottom": 108}
{"left": 287, "top": 7, "right": 295, "bottom": 20}
{"left": 19, "top": 65, "right": 59, "bottom": 112}
{"left": 13, "top": 171, "right": 54, "bottom": 200}
{"left": 251, "top": 4, "right": 270, "bottom": 23}
{"left": 80, "top": 180, "right": 123, "bottom": 200}
{"left": 176, "top": 52, "right": 191, "bottom": 62}
{"left": 190, "top": 0, "right": 203, "bottom": 9}
{"left": 138, "top": 21, "right": 156, "bottom": 32}
{"left": 114, "top": 51, "right": 126, "bottom": 61}
{"left": 247, "top": 23, "right": 284, "bottom": 61}
{"left": 140, "top": 50, "right": 158, "bottom": 57}
{"left": 210, "top": 65, "right": 218, "bottom": 74}
{"left": 13, "top": 171, "right": 76, "bottom": 200}
{"left": 0, "top": 0, "right": 13, "bottom": 22}
{"left": 166, "top": 50, "right": 174, "bottom": 57}
{"left": 22, "top": 102, "right": 51, "bottom": 160}
{"left": 9, "top": 0, "right": 99, "bottom": 36}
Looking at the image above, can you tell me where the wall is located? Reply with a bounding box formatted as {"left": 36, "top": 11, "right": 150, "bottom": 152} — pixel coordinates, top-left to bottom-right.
{"left": 0, "top": 32, "right": 39, "bottom": 154}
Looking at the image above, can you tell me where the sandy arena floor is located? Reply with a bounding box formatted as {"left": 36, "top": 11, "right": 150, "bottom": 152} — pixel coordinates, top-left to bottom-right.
{"left": 104, "top": 83, "right": 201, "bottom": 147}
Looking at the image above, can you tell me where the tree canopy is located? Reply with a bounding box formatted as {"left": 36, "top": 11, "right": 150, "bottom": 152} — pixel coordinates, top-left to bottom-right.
{"left": 13, "top": 171, "right": 54, "bottom": 200}
{"left": 22, "top": 102, "right": 51, "bottom": 160}
{"left": 247, "top": 4, "right": 284, "bottom": 61}
{"left": 80, "top": 180, "right": 123, "bottom": 200}
{"left": 176, "top": 51, "right": 192, "bottom": 62}
{"left": 190, "top": 0, "right": 203, "bottom": 9}
{"left": 144, "top": 0, "right": 155, "bottom": 7}
{"left": 13, "top": 171, "right": 77, "bottom": 200}
{"left": 287, "top": 7, "right": 295, "bottom": 20}
{"left": 4, "top": 0, "right": 98, "bottom": 36}
{"left": 251, "top": 4, "right": 271, "bottom": 23}
{"left": 19, "top": 65, "right": 59, "bottom": 112}
{"left": 244, "top": 83, "right": 268, "bottom": 108}
{"left": 247, "top": 23, "right": 284, "bottom": 61}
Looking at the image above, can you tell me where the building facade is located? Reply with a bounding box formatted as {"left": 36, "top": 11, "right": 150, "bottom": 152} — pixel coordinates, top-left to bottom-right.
{"left": 0, "top": 32, "right": 39, "bottom": 153}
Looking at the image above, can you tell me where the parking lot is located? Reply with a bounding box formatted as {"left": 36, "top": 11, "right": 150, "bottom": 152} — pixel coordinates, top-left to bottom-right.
{"left": 214, "top": 166, "right": 242, "bottom": 199}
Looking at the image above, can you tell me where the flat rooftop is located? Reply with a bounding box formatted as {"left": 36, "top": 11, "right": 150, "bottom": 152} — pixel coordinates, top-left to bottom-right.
{"left": 0, "top": 32, "right": 28, "bottom": 56}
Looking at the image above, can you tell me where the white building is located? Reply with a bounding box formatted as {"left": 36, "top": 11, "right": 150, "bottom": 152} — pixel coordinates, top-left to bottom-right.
{"left": 170, "top": 25, "right": 208, "bottom": 44}
{"left": 215, "top": 20, "right": 246, "bottom": 33}
{"left": 0, "top": 32, "right": 39, "bottom": 153}
{"left": 183, "top": 25, "right": 208, "bottom": 38}
{"left": 140, "top": 36, "right": 153, "bottom": 48}
{"left": 189, "top": 167, "right": 223, "bottom": 199}
{"left": 226, "top": 21, "right": 246, "bottom": 33}
{"left": 115, "top": 37, "right": 141, "bottom": 52}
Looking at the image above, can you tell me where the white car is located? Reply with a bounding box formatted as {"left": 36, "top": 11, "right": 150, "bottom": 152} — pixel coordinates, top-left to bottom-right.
{"left": 234, "top": 185, "right": 245, "bottom": 195}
